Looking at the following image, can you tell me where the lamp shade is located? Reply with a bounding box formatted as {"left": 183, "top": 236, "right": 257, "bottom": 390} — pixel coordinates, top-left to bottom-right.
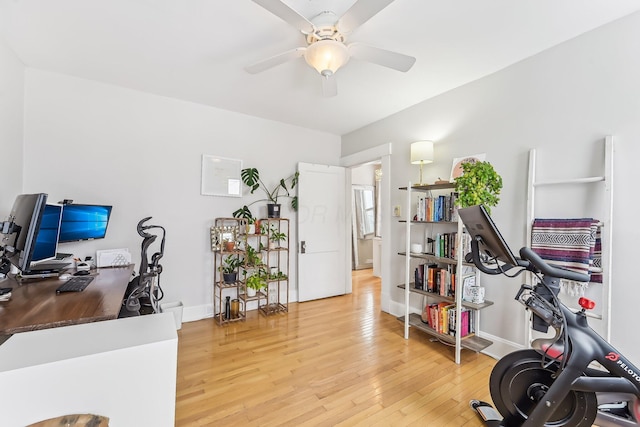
{"left": 410, "top": 141, "right": 434, "bottom": 164}
{"left": 304, "top": 40, "right": 350, "bottom": 76}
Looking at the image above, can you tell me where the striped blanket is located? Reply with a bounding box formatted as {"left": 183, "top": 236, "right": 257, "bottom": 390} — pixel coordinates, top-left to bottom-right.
{"left": 531, "top": 218, "right": 601, "bottom": 295}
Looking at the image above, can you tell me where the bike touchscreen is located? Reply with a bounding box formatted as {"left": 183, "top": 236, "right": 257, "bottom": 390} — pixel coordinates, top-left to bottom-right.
{"left": 458, "top": 205, "right": 518, "bottom": 266}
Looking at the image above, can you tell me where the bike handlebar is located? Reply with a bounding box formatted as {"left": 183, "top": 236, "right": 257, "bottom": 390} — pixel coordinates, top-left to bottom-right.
{"left": 519, "top": 247, "right": 590, "bottom": 283}
{"left": 468, "top": 239, "right": 591, "bottom": 283}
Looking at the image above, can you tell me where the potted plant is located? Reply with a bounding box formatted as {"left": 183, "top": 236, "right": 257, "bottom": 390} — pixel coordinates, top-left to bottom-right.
{"left": 268, "top": 269, "right": 288, "bottom": 281}
{"left": 244, "top": 244, "right": 262, "bottom": 267}
{"left": 223, "top": 238, "right": 236, "bottom": 252}
{"left": 454, "top": 160, "right": 503, "bottom": 214}
{"left": 232, "top": 205, "right": 257, "bottom": 234}
{"left": 232, "top": 168, "right": 299, "bottom": 219}
{"left": 219, "top": 255, "right": 242, "bottom": 284}
{"left": 268, "top": 225, "right": 287, "bottom": 249}
{"left": 244, "top": 267, "right": 267, "bottom": 297}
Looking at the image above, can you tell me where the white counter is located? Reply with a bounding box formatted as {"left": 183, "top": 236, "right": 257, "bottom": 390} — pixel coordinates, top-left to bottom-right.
{"left": 0, "top": 313, "right": 178, "bottom": 426}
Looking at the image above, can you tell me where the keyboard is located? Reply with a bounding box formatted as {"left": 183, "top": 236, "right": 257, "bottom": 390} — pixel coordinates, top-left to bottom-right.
{"left": 56, "top": 276, "right": 94, "bottom": 294}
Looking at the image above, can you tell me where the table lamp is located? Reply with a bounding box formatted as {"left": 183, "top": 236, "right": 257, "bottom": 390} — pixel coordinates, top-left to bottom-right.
{"left": 410, "top": 141, "right": 434, "bottom": 186}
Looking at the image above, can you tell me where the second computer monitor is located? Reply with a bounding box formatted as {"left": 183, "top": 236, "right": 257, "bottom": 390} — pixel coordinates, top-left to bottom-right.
{"left": 58, "top": 204, "right": 113, "bottom": 243}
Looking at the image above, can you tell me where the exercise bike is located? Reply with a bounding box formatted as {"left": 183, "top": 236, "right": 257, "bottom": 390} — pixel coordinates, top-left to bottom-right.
{"left": 457, "top": 205, "right": 640, "bottom": 427}
{"left": 120, "top": 217, "right": 166, "bottom": 317}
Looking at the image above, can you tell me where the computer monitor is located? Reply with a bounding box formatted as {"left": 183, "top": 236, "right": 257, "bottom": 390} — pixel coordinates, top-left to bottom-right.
{"left": 30, "top": 203, "right": 63, "bottom": 264}
{"left": 457, "top": 205, "right": 518, "bottom": 265}
{"left": 0, "top": 193, "right": 48, "bottom": 273}
{"left": 58, "top": 204, "right": 112, "bottom": 243}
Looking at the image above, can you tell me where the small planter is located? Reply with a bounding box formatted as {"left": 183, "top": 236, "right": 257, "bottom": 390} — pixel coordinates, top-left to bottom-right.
{"left": 223, "top": 272, "right": 237, "bottom": 284}
{"left": 246, "top": 287, "right": 257, "bottom": 297}
{"left": 224, "top": 241, "right": 236, "bottom": 252}
{"left": 267, "top": 203, "right": 281, "bottom": 218}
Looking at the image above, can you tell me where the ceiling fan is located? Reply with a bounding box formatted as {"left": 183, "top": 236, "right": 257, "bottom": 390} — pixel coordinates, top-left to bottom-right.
{"left": 245, "top": 0, "right": 416, "bottom": 97}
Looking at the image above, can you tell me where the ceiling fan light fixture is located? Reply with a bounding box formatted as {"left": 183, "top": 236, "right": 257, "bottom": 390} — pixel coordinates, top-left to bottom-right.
{"left": 304, "top": 39, "right": 349, "bottom": 75}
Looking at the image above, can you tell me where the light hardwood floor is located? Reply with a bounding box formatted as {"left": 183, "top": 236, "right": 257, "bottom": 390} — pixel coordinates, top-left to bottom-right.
{"left": 176, "top": 269, "right": 496, "bottom": 426}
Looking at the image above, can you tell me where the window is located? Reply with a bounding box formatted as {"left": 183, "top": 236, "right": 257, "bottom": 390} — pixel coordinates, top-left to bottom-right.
{"left": 354, "top": 185, "right": 375, "bottom": 238}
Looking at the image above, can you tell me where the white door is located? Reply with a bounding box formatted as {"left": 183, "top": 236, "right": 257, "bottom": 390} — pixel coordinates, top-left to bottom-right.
{"left": 297, "top": 162, "right": 346, "bottom": 302}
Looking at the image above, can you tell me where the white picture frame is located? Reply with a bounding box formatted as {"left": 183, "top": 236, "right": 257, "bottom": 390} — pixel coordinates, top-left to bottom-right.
{"left": 449, "top": 153, "right": 486, "bottom": 182}
{"left": 201, "top": 155, "right": 242, "bottom": 197}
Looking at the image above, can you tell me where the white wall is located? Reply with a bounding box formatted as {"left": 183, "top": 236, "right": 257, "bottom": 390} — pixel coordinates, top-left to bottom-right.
{"left": 0, "top": 38, "right": 24, "bottom": 215}
{"left": 343, "top": 11, "right": 640, "bottom": 362}
{"left": 22, "top": 69, "right": 341, "bottom": 321}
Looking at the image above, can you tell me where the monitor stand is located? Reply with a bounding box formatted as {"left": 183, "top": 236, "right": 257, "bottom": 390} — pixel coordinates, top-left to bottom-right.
{"left": 20, "top": 270, "right": 60, "bottom": 279}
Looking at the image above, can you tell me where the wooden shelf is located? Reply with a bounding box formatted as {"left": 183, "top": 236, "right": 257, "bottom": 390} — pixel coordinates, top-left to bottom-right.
{"left": 398, "top": 313, "right": 493, "bottom": 353}
{"left": 399, "top": 183, "right": 456, "bottom": 191}
{"left": 398, "top": 252, "right": 473, "bottom": 267}
{"left": 259, "top": 303, "right": 288, "bottom": 316}
{"left": 397, "top": 284, "right": 494, "bottom": 310}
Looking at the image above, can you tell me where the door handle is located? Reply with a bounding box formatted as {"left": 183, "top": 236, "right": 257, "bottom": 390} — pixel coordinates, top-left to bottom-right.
{"left": 300, "top": 240, "right": 306, "bottom": 254}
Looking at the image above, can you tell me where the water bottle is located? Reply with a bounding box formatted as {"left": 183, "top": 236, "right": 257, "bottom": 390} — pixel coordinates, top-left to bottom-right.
{"left": 225, "top": 296, "right": 231, "bottom": 320}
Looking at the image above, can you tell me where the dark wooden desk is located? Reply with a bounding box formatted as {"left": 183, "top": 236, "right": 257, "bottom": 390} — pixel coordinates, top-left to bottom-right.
{"left": 0, "top": 265, "right": 134, "bottom": 335}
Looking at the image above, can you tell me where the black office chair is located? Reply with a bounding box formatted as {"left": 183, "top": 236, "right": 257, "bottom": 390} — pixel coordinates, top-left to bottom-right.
{"left": 119, "top": 217, "right": 166, "bottom": 317}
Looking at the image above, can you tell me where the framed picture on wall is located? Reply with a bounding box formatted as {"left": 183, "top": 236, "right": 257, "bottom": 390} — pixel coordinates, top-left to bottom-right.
{"left": 201, "top": 155, "right": 242, "bottom": 197}
{"left": 450, "top": 153, "right": 486, "bottom": 182}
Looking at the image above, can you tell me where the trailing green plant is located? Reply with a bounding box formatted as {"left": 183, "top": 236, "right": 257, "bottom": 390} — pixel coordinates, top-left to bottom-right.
{"left": 454, "top": 160, "right": 503, "bottom": 215}
{"left": 232, "top": 168, "right": 299, "bottom": 219}
{"left": 245, "top": 268, "right": 267, "bottom": 291}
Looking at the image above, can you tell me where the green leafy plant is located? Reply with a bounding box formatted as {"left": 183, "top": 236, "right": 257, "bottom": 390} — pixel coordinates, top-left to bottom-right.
{"left": 232, "top": 205, "right": 255, "bottom": 223}
{"left": 244, "top": 244, "right": 262, "bottom": 267}
{"left": 454, "top": 161, "right": 503, "bottom": 214}
{"left": 268, "top": 270, "right": 288, "bottom": 280}
{"left": 219, "top": 255, "right": 242, "bottom": 275}
{"left": 232, "top": 168, "right": 299, "bottom": 219}
{"left": 269, "top": 225, "right": 287, "bottom": 246}
{"left": 245, "top": 268, "right": 267, "bottom": 291}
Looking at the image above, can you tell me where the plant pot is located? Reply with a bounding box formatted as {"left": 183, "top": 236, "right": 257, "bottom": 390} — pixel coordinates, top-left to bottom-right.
{"left": 224, "top": 241, "right": 236, "bottom": 252}
{"left": 267, "top": 203, "right": 281, "bottom": 218}
{"left": 246, "top": 287, "right": 257, "bottom": 297}
{"left": 223, "top": 272, "right": 237, "bottom": 284}
{"left": 255, "top": 220, "right": 261, "bottom": 234}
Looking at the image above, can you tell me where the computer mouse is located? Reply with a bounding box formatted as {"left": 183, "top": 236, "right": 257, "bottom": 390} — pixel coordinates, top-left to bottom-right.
{"left": 74, "top": 270, "right": 90, "bottom": 276}
{"left": 59, "top": 273, "right": 71, "bottom": 280}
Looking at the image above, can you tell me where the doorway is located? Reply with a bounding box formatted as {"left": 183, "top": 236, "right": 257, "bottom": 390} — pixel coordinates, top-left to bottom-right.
{"left": 351, "top": 163, "right": 380, "bottom": 271}
{"left": 340, "top": 143, "right": 392, "bottom": 313}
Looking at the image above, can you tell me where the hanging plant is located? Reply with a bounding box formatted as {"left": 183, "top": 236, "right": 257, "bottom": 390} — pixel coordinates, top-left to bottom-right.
{"left": 454, "top": 160, "right": 503, "bottom": 214}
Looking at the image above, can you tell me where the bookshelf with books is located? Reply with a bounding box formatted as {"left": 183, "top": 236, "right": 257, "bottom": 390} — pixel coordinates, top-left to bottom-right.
{"left": 398, "top": 182, "right": 493, "bottom": 364}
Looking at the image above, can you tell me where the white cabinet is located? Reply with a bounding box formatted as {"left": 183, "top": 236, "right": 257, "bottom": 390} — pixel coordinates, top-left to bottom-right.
{"left": 399, "top": 182, "right": 493, "bottom": 364}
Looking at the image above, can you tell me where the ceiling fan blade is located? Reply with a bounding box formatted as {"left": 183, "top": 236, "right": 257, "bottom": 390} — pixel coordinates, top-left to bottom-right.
{"left": 245, "top": 47, "right": 306, "bottom": 74}
{"left": 348, "top": 42, "right": 416, "bottom": 72}
{"left": 321, "top": 73, "right": 337, "bottom": 97}
{"left": 337, "top": 0, "right": 395, "bottom": 34}
{"left": 251, "top": 0, "right": 314, "bottom": 34}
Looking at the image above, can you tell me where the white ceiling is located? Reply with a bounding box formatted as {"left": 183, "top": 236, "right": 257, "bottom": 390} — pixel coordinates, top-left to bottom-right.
{"left": 1, "top": 0, "right": 639, "bottom": 135}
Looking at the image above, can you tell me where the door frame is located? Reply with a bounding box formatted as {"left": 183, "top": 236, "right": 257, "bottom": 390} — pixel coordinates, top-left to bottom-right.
{"left": 340, "top": 143, "right": 392, "bottom": 313}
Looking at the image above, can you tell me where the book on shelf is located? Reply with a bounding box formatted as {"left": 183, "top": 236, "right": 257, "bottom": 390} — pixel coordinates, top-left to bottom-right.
{"left": 414, "top": 192, "right": 459, "bottom": 222}
{"left": 449, "top": 307, "right": 472, "bottom": 337}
